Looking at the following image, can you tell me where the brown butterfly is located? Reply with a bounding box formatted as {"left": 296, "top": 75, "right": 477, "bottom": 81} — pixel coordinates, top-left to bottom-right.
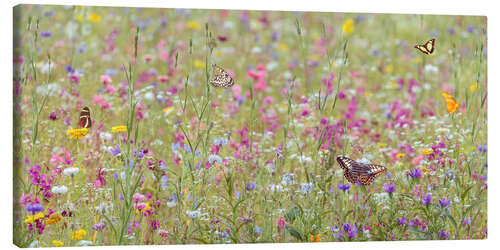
{"left": 336, "top": 156, "right": 387, "bottom": 185}
{"left": 210, "top": 64, "right": 235, "bottom": 88}
{"left": 79, "top": 106, "right": 92, "bottom": 128}
{"left": 414, "top": 38, "right": 435, "bottom": 55}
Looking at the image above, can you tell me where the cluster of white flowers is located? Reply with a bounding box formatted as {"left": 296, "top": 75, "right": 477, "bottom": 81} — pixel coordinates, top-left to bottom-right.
{"left": 51, "top": 185, "right": 68, "bottom": 195}
{"left": 63, "top": 167, "right": 80, "bottom": 176}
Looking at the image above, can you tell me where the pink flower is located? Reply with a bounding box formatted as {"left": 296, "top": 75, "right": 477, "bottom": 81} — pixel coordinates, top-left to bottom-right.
{"left": 132, "top": 193, "right": 145, "bottom": 203}
{"left": 100, "top": 74, "right": 112, "bottom": 84}
{"left": 232, "top": 85, "right": 242, "bottom": 99}
{"left": 69, "top": 74, "right": 80, "bottom": 84}
{"left": 277, "top": 218, "right": 286, "bottom": 231}
{"left": 412, "top": 155, "right": 424, "bottom": 165}
{"left": 158, "top": 75, "right": 169, "bottom": 83}
{"left": 106, "top": 84, "right": 116, "bottom": 94}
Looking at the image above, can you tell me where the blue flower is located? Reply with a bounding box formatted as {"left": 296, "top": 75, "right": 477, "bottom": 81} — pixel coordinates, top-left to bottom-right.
{"left": 26, "top": 203, "right": 43, "bottom": 213}
{"left": 40, "top": 30, "right": 51, "bottom": 37}
{"left": 337, "top": 183, "right": 350, "bottom": 192}
{"left": 245, "top": 182, "right": 257, "bottom": 191}
{"left": 254, "top": 226, "right": 262, "bottom": 236}
{"left": 110, "top": 145, "right": 121, "bottom": 156}
{"left": 478, "top": 145, "right": 487, "bottom": 153}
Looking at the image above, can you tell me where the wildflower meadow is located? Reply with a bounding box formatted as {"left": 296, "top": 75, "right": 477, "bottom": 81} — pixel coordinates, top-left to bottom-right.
{"left": 12, "top": 4, "right": 487, "bottom": 247}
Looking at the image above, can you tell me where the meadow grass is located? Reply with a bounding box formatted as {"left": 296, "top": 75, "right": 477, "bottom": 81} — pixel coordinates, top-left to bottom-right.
{"left": 13, "top": 5, "right": 487, "bottom": 247}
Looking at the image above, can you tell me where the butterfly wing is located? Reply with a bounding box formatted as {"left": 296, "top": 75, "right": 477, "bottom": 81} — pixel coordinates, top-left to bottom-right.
{"left": 425, "top": 39, "right": 435, "bottom": 54}
{"left": 415, "top": 39, "right": 435, "bottom": 55}
{"left": 79, "top": 106, "right": 92, "bottom": 128}
{"left": 210, "top": 64, "right": 235, "bottom": 88}
{"left": 360, "top": 164, "right": 387, "bottom": 185}
{"left": 337, "top": 156, "right": 387, "bottom": 185}
{"left": 415, "top": 45, "right": 430, "bottom": 54}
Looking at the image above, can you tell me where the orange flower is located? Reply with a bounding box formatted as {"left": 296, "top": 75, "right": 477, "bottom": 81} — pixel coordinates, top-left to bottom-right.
{"left": 442, "top": 92, "right": 460, "bottom": 114}
{"left": 311, "top": 234, "right": 321, "bottom": 242}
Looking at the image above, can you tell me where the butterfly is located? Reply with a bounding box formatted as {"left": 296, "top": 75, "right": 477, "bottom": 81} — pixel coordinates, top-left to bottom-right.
{"left": 336, "top": 156, "right": 387, "bottom": 185}
{"left": 414, "top": 38, "right": 435, "bottom": 55}
{"left": 79, "top": 106, "right": 92, "bottom": 128}
{"left": 209, "top": 64, "right": 235, "bottom": 88}
{"left": 441, "top": 92, "right": 460, "bottom": 114}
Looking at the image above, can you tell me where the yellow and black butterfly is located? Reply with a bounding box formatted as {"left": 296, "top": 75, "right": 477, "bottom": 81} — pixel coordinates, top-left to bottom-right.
{"left": 210, "top": 64, "right": 235, "bottom": 88}
{"left": 79, "top": 106, "right": 92, "bottom": 128}
{"left": 336, "top": 156, "right": 387, "bottom": 185}
{"left": 414, "top": 38, "right": 435, "bottom": 55}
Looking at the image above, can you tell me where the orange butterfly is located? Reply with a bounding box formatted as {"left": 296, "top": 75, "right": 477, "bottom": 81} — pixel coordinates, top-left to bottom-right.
{"left": 442, "top": 92, "right": 460, "bottom": 114}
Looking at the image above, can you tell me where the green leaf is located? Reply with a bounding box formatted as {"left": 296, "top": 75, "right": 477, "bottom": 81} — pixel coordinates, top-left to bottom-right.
{"left": 285, "top": 225, "right": 304, "bottom": 241}
{"left": 465, "top": 199, "right": 486, "bottom": 215}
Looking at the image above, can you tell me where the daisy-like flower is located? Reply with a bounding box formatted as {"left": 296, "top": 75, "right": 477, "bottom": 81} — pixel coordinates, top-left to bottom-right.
{"left": 342, "top": 19, "right": 355, "bottom": 34}
{"left": 52, "top": 240, "right": 64, "bottom": 247}
{"left": 111, "top": 125, "right": 127, "bottom": 133}
{"left": 71, "top": 229, "right": 87, "bottom": 241}
{"left": 67, "top": 128, "right": 88, "bottom": 139}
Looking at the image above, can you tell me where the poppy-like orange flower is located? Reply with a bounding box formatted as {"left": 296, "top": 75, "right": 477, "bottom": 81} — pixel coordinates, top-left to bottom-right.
{"left": 442, "top": 92, "right": 460, "bottom": 114}
{"left": 311, "top": 234, "right": 321, "bottom": 242}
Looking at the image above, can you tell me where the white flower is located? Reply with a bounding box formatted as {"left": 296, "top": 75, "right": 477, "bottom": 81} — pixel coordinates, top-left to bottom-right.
{"left": 300, "top": 183, "right": 313, "bottom": 194}
{"left": 208, "top": 154, "right": 222, "bottom": 165}
{"left": 63, "top": 167, "right": 80, "bottom": 176}
{"left": 51, "top": 185, "right": 68, "bottom": 195}
{"left": 99, "top": 132, "right": 112, "bottom": 141}
{"left": 76, "top": 240, "right": 93, "bottom": 246}
{"left": 186, "top": 210, "right": 202, "bottom": 218}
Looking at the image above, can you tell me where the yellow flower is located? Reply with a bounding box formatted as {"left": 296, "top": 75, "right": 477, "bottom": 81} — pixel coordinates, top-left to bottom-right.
{"left": 469, "top": 84, "right": 479, "bottom": 92}
{"left": 136, "top": 202, "right": 152, "bottom": 214}
{"left": 46, "top": 213, "right": 62, "bottom": 225}
{"left": 421, "top": 149, "right": 433, "bottom": 155}
{"left": 214, "top": 50, "right": 223, "bottom": 57}
{"left": 76, "top": 14, "right": 84, "bottom": 22}
{"left": 186, "top": 21, "right": 201, "bottom": 30}
{"left": 194, "top": 60, "right": 205, "bottom": 69}
{"left": 342, "top": 19, "right": 354, "bottom": 34}
{"left": 421, "top": 167, "right": 429, "bottom": 176}
{"left": 388, "top": 82, "right": 398, "bottom": 89}
{"left": 72, "top": 229, "right": 87, "bottom": 241}
{"left": 396, "top": 153, "right": 406, "bottom": 159}
{"left": 364, "top": 92, "right": 372, "bottom": 98}
{"left": 67, "top": 128, "right": 89, "bottom": 139}
{"left": 378, "top": 143, "right": 387, "bottom": 148}
{"left": 279, "top": 43, "right": 289, "bottom": 51}
{"left": 111, "top": 125, "right": 127, "bottom": 133}
{"left": 163, "top": 106, "right": 174, "bottom": 115}
{"left": 24, "top": 212, "right": 45, "bottom": 224}
{"left": 89, "top": 12, "right": 101, "bottom": 22}
{"left": 311, "top": 234, "right": 321, "bottom": 242}
{"left": 385, "top": 65, "right": 394, "bottom": 73}
{"left": 52, "top": 240, "right": 64, "bottom": 247}
{"left": 412, "top": 57, "right": 421, "bottom": 64}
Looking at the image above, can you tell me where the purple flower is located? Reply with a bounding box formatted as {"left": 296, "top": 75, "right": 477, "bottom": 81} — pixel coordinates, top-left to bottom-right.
{"left": 110, "top": 145, "right": 121, "bottom": 156}
{"left": 462, "top": 217, "right": 471, "bottom": 225}
{"left": 40, "top": 30, "right": 51, "bottom": 37}
{"left": 245, "top": 182, "right": 256, "bottom": 191}
{"left": 438, "top": 229, "right": 449, "bottom": 239}
{"left": 478, "top": 145, "right": 487, "bottom": 153}
{"left": 92, "top": 222, "right": 106, "bottom": 231}
{"left": 383, "top": 183, "right": 395, "bottom": 194}
{"left": 49, "top": 112, "right": 57, "bottom": 120}
{"left": 396, "top": 217, "right": 407, "bottom": 226}
{"left": 254, "top": 226, "right": 262, "bottom": 236}
{"left": 467, "top": 25, "right": 475, "bottom": 33}
{"left": 409, "top": 168, "right": 423, "bottom": 179}
{"left": 26, "top": 203, "right": 43, "bottom": 214}
{"left": 422, "top": 193, "right": 432, "bottom": 206}
{"left": 342, "top": 223, "right": 357, "bottom": 239}
{"left": 439, "top": 197, "right": 451, "bottom": 208}
{"left": 337, "top": 183, "right": 351, "bottom": 192}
